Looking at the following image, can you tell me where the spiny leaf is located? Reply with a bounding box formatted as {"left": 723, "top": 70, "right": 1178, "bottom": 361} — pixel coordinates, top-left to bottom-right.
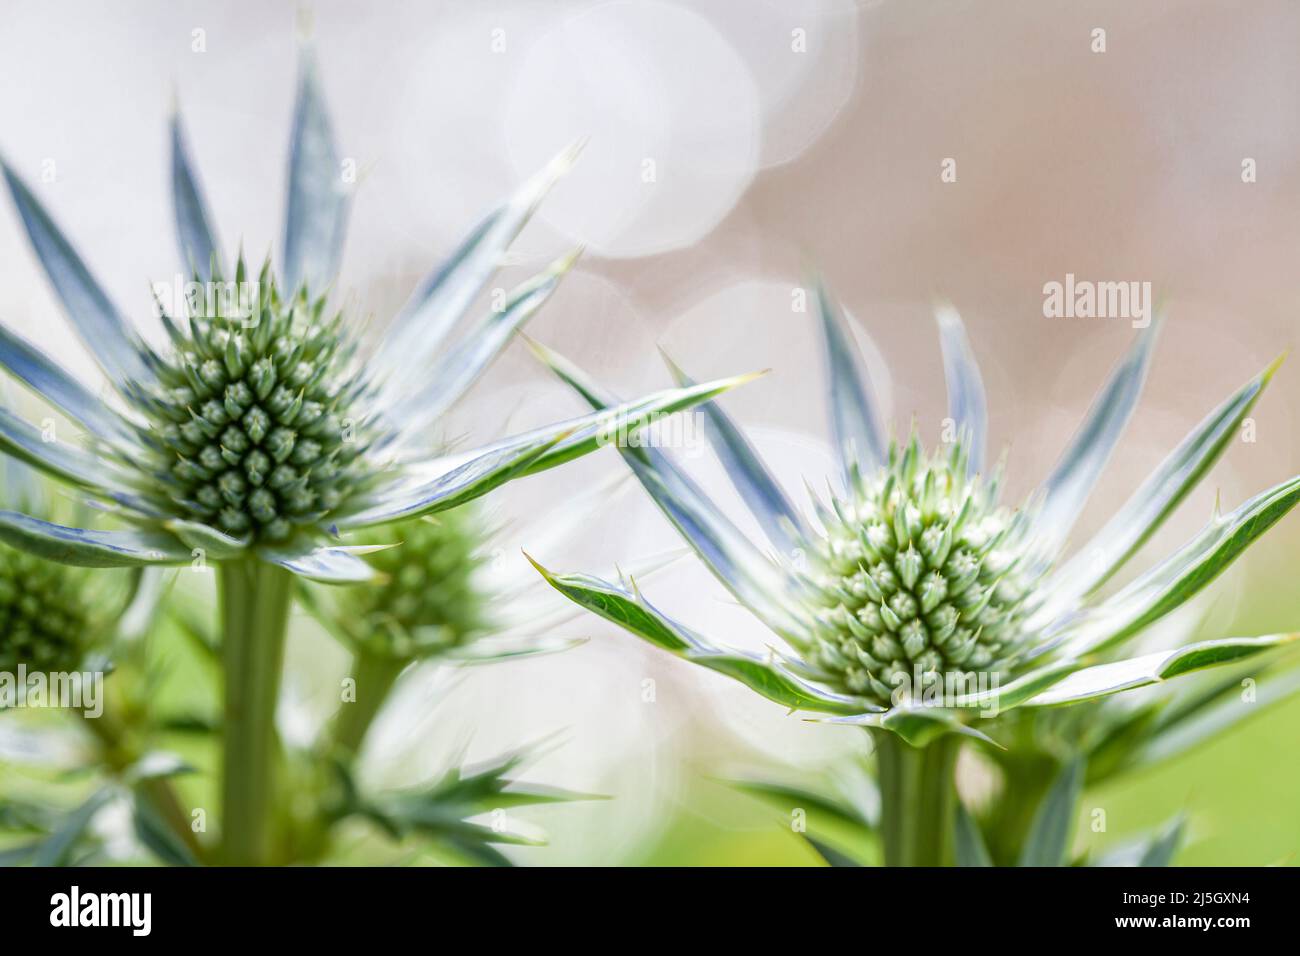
{"left": 802, "top": 834, "right": 865, "bottom": 867}
{"left": 282, "top": 49, "right": 349, "bottom": 294}
{"left": 1027, "top": 634, "right": 1300, "bottom": 707}
{"left": 732, "top": 778, "right": 874, "bottom": 839}
{"left": 1032, "top": 356, "right": 1281, "bottom": 627}
{"left": 525, "top": 559, "right": 698, "bottom": 653}
{"left": 385, "top": 248, "right": 582, "bottom": 440}
{"left": 0, "top": 322, "right": 139, "bottom": 448}
{"left": 170, "top": 110, "right": 224, "bottom": 281}
{"left": 260, "top": 543, "right": 382, "bottom": 584}
{"left": 1027, "top": 319, "right": 1160, "bottom": 564}
{"left": 1061, "top": 477, "right": 1300, "bottom": 656}
{"left": 1137, "top": 816, "right": 1185, "bottom": 867}
{"left": 132, "top": 797, "right": 199, "bottom": 867}
{"left": 955, "top": 802, "right": 993, "bottom": 867}
{"left": 660, "top": 349, "right": 807, "bottom": 553}
{"left": 32, "top": 789, "right": 113, "bottom": 867}
{"left": 529, "top": 557, "right": 869, "bottom": 715}
{"left": 0, "top": 511, "right": 190, "bottom": 567}
{"left": 934, "top": 303, "right": 988, "bottom": 476}
{"left": 371, "top": 140, "right": 584, "bottom": 399}
{"left": 814, "top": 278, "right": 887, "bottom": 480}
{"left": 1, "top": 162, "right": 155, "bottom": 386}
{"left": 1017, "top": 758, "right": 1084, "bottom": 867}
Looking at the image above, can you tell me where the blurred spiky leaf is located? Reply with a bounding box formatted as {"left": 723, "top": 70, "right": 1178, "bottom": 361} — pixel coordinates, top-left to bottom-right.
{"left": 30, "top": 788, "right": 112, "bottom": 867}
{"left": 132, "top": 796, "right": 199, "bottom": 867}
{"left": 1017, "top": 758, "right": 1083, "bottom": 867}
{"left": 358, "top": 745, "right": 601, "bottom": 866}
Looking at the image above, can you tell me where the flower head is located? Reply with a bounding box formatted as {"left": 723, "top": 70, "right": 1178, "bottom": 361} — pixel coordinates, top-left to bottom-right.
{"left": 332, "top": 508, "right": 489, "bottom": 660}
{"left": 530, "top": 286, "right": 1300, "bottom": 745}
{"left": 0, "top": 545, "right": 89, "bottom": 674}
{"left": 143, "top": 263, "right": 373, "bottom": 544}
{"left": 0, "top": 49, "right": 749, "bottom": 582}
{"left": 802, "top": 436, "right": 1035, "bottom": 705}
{"left": 0, "top": 459, "right": 105, "bottom": 677}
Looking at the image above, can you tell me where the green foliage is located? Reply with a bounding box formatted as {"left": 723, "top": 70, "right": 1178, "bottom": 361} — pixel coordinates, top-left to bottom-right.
{"left": 347, "top": 745, "right": 602, "bottom": 867}
{"left": 1017, "top": 758, "right": 1084, "bottom": 866}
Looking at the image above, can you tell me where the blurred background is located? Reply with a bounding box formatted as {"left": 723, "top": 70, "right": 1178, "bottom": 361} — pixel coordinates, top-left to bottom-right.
{"left": 1, "top": 0, "right": 1298, "bottom": 863}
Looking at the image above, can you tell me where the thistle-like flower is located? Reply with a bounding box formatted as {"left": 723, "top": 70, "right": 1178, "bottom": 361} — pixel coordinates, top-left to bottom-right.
{"left": 304, "top": 477, "right": 651, "bottom": 765}
{"left": 0, "top": 51, "right": 748, "bottom": 584}
{"left": 312, "top": 494, "right": 613, "bottom": 666}
{"left": 529, "top": 285, "right": 1300, "bottom": 747}
{"left": 332, "top": 508, "right": 490, "bottom": 660}
{"left": 0, "top": 465, "right": 93, "bottom": 676}
{"left": 798, "top": 437, "right": 1034, "bottom": 705}
{"left": 0, "top": 45, "right": 755, "bottom": 868}
{"left": 0, "top": 545, "right": 88, "bottom": 675}
{"left": 0, "top": 453, "right": 145, "bottom": 690}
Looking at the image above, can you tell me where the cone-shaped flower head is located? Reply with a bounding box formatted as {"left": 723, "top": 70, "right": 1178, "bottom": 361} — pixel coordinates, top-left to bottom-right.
{"left": 0, "top": 460, "right": 102, "bottom": 676}
{"left": 805, "top": 438, "right": 1033, "bottom": 705}
{"left": 306, "top": 473, "right": 640, "bottom": 669}
{"left": 0, "top": 545, "right": 90, "bottom": 674}
{"left": 144, "top": 263, "right": 370, "bottom": 544}
{"left": 528, "top": 288, "right": 1300, "bottom": 746}
{"left": 0, "top": 48, "right": 751, "bottom": 583}
{"left": 335, "top": 508, "right": 488, "bottom": 659}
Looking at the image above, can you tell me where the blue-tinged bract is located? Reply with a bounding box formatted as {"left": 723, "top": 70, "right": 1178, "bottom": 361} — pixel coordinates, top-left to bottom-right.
{"left": 530, "top": 286, "right": 1300, "bottom": 741}
{"left": 0, "top": 48, "right": 751, "bottom": 580}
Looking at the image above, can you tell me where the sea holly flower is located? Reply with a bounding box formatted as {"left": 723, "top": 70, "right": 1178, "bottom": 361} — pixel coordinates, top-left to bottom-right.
{"left": 0, "top": 47, "right": 750, "bottom": 865}
{"left": 284, "top": 491, "right": 639, "bottom": 860}
{"left": 301, "top": 474, "right": 671, "bottom": 765}
{"left": 330, "top": 508, "right": 491, "bottom": 662}
{"left": 0, "top": 459, "right": 98, "bottom": 682}
{"left": 309, "top": 473, "right": 648, "bottom": 668}
{"left": 0, "top": 456, "right": 201, "bottom": 866}
{"left": 0, "top": 90, "right": 741, "bottom": 579}
{"left": 528, "top": 282, "right": 1300, "bottom": 864}
{"left": 0, "top": 543, "right": 90, "bottom": 678}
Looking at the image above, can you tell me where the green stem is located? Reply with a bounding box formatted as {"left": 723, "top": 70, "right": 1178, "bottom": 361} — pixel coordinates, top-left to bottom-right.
{"left": 218, "top": 558, "right": 293, "bottom": 866}
{"left": 275, "top": 650, "right": 407, "bottom": 866}
{"left": 872, "top": 730, "right": 962, "bottom": 866}
{"left": 330, "top": 649, "right": 406, "bottom": 758}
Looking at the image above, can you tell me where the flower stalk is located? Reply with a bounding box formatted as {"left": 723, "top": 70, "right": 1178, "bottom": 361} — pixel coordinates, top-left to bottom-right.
{"left": 219, "top": 558, "right": 294, "bottom": 865}
{"left": 330, "top": 649, "right": 407, "bottom": 758}
{"left": 871, "top": 730, "right": 960, "bottom": 866}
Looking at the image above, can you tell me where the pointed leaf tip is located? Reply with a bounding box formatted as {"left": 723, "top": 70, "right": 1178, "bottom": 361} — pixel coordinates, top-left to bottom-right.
{"left": 1263, "top": 349, "right": 1288, "bottom": 382}
{"left": 813, "top": 279, "right": 888, "bottom": 478}
{"left": 521, "top": 549, "right": 554, "bottom": 581}
{"left": 549, "top": 244, "right": 585, "bottom": 276}
{"left": 549, "top": 137, "right": 588, "bottom": 177}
